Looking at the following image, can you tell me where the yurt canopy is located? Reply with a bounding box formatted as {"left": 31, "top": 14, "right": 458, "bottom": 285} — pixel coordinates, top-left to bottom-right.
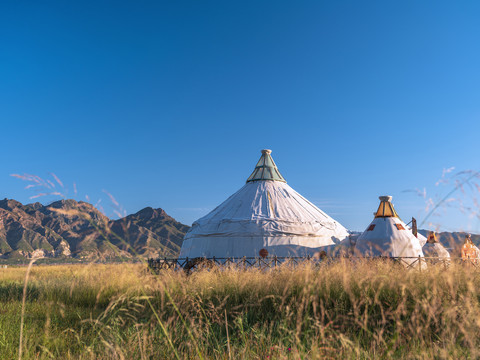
{"left": 355, "top": 196, "right": 425, "bottom": 260}
{"left": 179, "top": 149, "right": 350, "bottom": 258}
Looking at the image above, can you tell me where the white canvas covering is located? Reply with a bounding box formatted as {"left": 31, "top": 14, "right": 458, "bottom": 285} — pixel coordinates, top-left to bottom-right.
{"left": 422, "top": 242, "right": 450, "bottom": 258}
{"left": 417, "top": 232, "right": 450, "bottom": 259}
{"left": 355, "top": 196, "right": 425, "bottom": 264}
{"left": 179, "top": 150, "right": 350, "bottom": 258}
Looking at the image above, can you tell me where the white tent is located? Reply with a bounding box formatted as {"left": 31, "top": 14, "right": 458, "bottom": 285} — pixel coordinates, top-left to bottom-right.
{"left": 355, "top": 196, "right": 425, "bottom": 264}
{"left": 418, "top": 232, "right": 450, "bottom": 259}
{"left": 461, "top": 235, "right": 480, "bottom": 263}
{"left": 179, "top": 149, "right": 350, "bottom": 258}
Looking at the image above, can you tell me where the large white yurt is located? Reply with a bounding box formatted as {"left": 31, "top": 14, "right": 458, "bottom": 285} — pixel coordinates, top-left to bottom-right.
{"left": 179, "top": 149, "right": 350, "bottom": 258}
{"left": 355, "top": 196, "right": 425, "bottom": 262}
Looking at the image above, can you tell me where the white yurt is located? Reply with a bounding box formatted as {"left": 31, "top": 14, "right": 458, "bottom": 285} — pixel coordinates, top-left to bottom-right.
{"left": 355, "top": 196, "right": 425, "bottom": 264}
{"left": 179, "top": 149, "right": 350, "bottom": 258}
{"left": 419, "top": 232, "right": 450, "bottom": 259}
{"left": 461, "top": 234, "right": 480, "bottom": 264}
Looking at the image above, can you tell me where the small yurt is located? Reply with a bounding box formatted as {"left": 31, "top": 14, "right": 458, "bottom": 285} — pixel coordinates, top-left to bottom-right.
{"left": 179, "top": 149, "right": 350, "bottom": 258}
{"left": 420, "top": 232, "right": 450, "bottom": 259}
{"left": 461, "top": 234, "right": 480, "bottom": 264}
{"left": 355, "top": 196, "right": 425, "bottom": 264}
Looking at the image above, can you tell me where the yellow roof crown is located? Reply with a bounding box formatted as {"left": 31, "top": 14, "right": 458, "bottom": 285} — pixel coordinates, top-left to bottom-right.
{"left": 374, "top": 196, "right": 399, "bottom": 218}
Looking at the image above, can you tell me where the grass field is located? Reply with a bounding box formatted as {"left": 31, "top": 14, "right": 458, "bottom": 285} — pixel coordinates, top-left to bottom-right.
{"left": 1, "top": 260, "right": 480, "bottom": 359}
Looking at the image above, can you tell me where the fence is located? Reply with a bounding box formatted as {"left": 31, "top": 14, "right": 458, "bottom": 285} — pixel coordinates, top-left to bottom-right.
{"left": 147, "top": 256, "right": 476, "bottom": 273}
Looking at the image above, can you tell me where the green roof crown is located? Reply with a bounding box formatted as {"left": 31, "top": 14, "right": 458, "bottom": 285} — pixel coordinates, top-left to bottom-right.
{"left": 246, "top": 149, "right": 287, "bottom": 183}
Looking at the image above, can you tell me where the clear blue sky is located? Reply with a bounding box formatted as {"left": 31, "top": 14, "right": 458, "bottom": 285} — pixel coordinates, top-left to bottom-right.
{"left": 1, "top": 1, "right": 479, "bottom": 232}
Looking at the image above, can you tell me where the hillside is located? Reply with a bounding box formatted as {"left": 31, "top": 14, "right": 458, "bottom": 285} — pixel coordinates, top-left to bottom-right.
{"left": 0, "top": 197, "right": 477, "bottom": 261}
{"left": 418, "top": 229, "right": 480, "bottom": 255}
{"left": 0, "top": 198, "right": 189, "bottom": 260}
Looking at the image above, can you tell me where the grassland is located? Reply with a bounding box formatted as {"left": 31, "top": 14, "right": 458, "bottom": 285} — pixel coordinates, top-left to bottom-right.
{"left": 1, "top": 260, "right": 480, "bottom": 359}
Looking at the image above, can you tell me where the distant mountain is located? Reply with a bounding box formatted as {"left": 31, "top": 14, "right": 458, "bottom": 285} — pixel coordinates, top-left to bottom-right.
{"left": 418, "top": 229, "right": 480, "bottom": 255}
{"left": 0, "top": 197, "right": 476, "bottom": 260}
{"left": 0, "top": 198, "right": 189, "bottom": 260}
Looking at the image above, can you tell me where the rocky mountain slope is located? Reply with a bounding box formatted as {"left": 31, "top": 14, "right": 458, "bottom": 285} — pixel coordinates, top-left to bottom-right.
{"left": 0, "top": 197, "right": 477, "bottom": 260}
{"left": 418, "top": 229, "right": 480, "bottom": 255}
{"left": 0, "top": 198, "right": 189, "bottom": 260}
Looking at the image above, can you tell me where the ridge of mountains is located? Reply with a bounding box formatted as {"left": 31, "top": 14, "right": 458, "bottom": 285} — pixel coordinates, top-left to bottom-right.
{"left": 418, "top": 229, "right": 480, "bottom": 254}
{"left": 0, "top": 198, "right": 189, "bottom": 260}
{"left": 0, "top": 198, "right": 477, "bottom": 261}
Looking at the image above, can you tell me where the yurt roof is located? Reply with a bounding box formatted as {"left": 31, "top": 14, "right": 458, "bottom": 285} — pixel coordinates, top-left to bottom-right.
{"left": 246, "top": 149, "right": 286, "bottom": 183}
{"left": 374, "top": 196, "right": 399, "bottom": 218}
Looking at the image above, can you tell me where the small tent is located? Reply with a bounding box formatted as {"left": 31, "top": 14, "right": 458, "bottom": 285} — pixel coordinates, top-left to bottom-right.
{"left": 355, "top": 196, "right": 425, "bottom": 265}
{"left": 419, "top": 232, "right": 450, "bottom": 259}
{"left": 179, "top": 149, "right": 350, "bottom": 258}
{"left": 461, "top": 234, "right": 480, "bottom": 264}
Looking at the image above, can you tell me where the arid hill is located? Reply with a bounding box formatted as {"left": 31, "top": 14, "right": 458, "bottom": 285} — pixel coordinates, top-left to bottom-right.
{"left": 0, "top": 197, "right": 476, "bottom": 260}
{"left": 418, "top": 229, "right": 480, "bottom": 255}
{"left": 0, "top": 198, "right": 189, "bottom": 260}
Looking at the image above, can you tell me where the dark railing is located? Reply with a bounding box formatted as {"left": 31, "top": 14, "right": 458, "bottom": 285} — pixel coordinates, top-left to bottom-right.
{"left": 148, "top": 256, "right": 311, "bottom": 273}
{"left": 147, "top": 256, "right": 475, "bottom": 273}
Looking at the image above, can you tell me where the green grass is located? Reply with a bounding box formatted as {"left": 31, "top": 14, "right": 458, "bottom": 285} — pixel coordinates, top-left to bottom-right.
{"left": 1, "top": 261, "right": 480, "bottom": 359}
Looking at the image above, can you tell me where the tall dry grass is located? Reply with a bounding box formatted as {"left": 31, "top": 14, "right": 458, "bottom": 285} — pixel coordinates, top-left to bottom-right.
{"left": 1, "top": 260, "right": 480, "bottom": 359}
{"left": 5, "top": 169, "right": 480, "bottom": 359}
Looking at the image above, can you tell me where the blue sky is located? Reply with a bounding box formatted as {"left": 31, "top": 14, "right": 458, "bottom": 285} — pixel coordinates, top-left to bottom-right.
{"left": 1, "top": 1, "right": 480, "bottom": 232}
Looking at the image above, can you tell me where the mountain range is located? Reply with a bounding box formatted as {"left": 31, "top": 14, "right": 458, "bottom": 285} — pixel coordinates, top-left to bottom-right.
{"left": 418, "top": 229, "right": 480, "bottom": 255}
{"left": 0, "top": 198, "right": 189, "bottom": 260}
{"left": 0, "top": 198, "right": 477, "bottom": 260}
